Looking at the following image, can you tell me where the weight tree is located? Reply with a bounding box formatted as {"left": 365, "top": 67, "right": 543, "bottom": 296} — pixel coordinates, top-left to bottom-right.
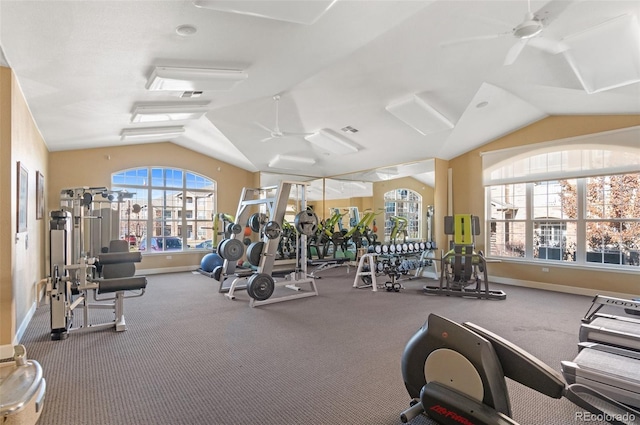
{"left": 216, "top": 181, "right": 320, "bottom": 307}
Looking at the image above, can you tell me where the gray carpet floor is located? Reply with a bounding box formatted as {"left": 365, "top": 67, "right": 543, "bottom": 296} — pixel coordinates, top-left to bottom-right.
{"left": 17, "top": 267, "right": 617, "bottom": 425}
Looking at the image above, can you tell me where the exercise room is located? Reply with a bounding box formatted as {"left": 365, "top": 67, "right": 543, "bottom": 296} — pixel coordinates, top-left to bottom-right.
{"left": 1, "top": 1, "right": 639, "bottom": 424}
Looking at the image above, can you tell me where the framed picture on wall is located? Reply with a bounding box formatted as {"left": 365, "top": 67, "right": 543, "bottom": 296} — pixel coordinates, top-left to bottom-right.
{"left": 17, "top": 161, "right": 28, "bottom": 232}
{"left": 36, "top": 170, "right": 44, "bottom": 220}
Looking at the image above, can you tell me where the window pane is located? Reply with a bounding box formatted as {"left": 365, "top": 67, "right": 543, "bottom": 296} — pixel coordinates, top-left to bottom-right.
{"left": 112, "top": 168, "right": 148, "bottom": 186}
{"left": 489, "top": 221, "right": 526, "bottom": 258}
{"left": 533, "top": 180, "right": 576, "bottom": 219}
{"left": 489, "top": 184, "right": 525, "bottom": 220}
{"left": 533, "top": 221, "right": 576, "bottom": 262}
{"left": 112, "top": 187, "right": 148, "bottom": 250}
{"left": 185, "top": 191, "right": 215, "bottom": 249}
{"left": 587, "top": 221, "right": 639, "bottom": 266}
{"left": 186, "top": 172, "right": 216, "bottom": 190}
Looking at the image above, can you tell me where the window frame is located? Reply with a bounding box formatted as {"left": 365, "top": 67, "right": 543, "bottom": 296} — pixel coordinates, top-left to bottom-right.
{"left": 111, "top": 167, "right": 216, "bottom": 253}
{"left": 485, "top": 173, "right": 640, "bottom": 271}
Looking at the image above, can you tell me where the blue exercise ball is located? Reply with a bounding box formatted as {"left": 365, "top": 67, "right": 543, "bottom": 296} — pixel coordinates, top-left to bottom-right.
{"left": 201, "top": 253, "right": 224, "bottom": 273}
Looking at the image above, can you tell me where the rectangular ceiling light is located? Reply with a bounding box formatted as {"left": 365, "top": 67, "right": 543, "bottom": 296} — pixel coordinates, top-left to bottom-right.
{"left": 120, "top": 126, "right": 185, "bottom": 141}
{"left": 386, "top": 93, "right": 454, "bottom": 135}
{"left": 193, "top": 0, "right": 336, "bottom": 25}
{"left": 131, "top": 103, "right": 210, "bottom": 123}
{"left": 562, "top": 14, "right": 640, "bottom": 94}
{"left": 305, "top": 129, "right": 359, "bottom": 155}
{"left": 268, "top": 154, "right": 316, "bottom": 170}
{"left": 146, "top": 66, "right": 248, "bottom": 91}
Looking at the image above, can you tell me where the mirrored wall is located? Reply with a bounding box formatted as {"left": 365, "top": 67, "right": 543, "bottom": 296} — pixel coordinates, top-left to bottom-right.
{"left": 260, "top": 158, "right": 435, "bottom": 243}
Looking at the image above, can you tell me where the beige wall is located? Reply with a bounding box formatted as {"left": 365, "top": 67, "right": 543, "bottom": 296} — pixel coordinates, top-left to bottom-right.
{"left": 1, "top": 67, "right": 49, "bottom": 357}
{"left": 448, "top": 115, "right": 640, "bottom": 296}
{"left": 48, "top": 143, "right": 256, "bottom": 272}
{"left": 3, "top": 69, "right": 639, "bottom": 353}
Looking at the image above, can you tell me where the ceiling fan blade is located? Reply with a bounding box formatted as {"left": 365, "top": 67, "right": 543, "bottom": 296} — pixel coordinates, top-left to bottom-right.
{"left": 528, "top": 36, "right": 569, "bottom": 54}
{"left": 281, "top": 131, "right": 316, "bottom": 137}
{"left": 440, "top": 32, "right": 509, "bottom": 47}
{"left": 254, "top": 121, "right": 274, "bottom": 134}
{"left": 503, "top": 38, "right": 529, "bottom": 66}
{"left": 260, "top": 135, "right": 276, "bottom": 142}
{"left": 532, "top": 0, "right": 574, "bottom": 27}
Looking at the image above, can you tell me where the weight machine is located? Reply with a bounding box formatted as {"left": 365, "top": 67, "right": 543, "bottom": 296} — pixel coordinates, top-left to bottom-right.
{"left": 47, "top": 187, "right": 147, "bottom": 340}
{"left": 215, "top": 181, "right": 320, "bottom": 307}
{"left": 424, "top": 214, "right": 506, "bottom": 300}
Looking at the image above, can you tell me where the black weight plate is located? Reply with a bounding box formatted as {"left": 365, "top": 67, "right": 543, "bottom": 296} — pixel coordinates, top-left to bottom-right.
{"left": 213, "top": 266, "right": 223, "bottom": 281}
{"left": 248, "top": 213, "right": 263, "bottom": 233}
{"left": 264, "top": 221, "right": 282, "bottom": 240}
{"left": 221, "top": 238, "right": 245, "bottom": 262}
{"left": 246, "top": 241, "right": 264, "bottom": 267}
{"left": 294, "top": 210, "right": 319, "bottom": 236}
{"left": 247, "top": 273, "right": 275, "bottom": 301}
{"left": 227, "top": 223, "right": 242, "bottom": 235}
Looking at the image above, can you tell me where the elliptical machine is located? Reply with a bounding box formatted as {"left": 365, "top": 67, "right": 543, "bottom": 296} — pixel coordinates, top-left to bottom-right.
{"left": 400, "top": 314, "right": 640, "bottom": 424}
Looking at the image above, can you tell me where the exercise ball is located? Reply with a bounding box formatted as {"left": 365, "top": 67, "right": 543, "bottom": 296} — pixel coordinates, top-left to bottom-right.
{"left": 201, "top": 253, "right": 224, "bottom": 273}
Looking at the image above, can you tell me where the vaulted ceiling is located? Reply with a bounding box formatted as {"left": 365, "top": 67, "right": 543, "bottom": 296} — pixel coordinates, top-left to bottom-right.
{"left": 1, "top": 0, "right": 639, "bottom": 183}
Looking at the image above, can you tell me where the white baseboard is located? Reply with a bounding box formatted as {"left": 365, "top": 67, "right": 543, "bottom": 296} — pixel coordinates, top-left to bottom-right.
{"left": 137, "top": 265, "right": 197, "bottom": 275}
{"left": 490, "top": 275, "right": 637, "bottom": 299}
{"left": 0, "top": 301, "right": 36, "bottom": 359}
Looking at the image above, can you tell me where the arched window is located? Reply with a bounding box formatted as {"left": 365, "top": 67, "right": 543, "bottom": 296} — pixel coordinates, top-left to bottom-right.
{"left": 483, "top": 126, "right": 640, "bottom": 268}
{"left": 383, "top": 188, "right": 421, "bottom": 242}
{"left": 112, "top": 167, "right": 216, "bottom": 252}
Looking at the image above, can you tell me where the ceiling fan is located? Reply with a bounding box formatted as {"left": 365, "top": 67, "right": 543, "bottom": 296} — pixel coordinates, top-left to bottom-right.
{"left": 255, "top": 95, "right": 315, "bottom": 142}
{"left": 442, "top": 0, "right": 571, "bottom": 65}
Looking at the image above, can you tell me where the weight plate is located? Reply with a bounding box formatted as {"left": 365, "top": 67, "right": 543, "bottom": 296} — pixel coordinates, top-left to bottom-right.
{"left": 217, "top": 239, "right": 228, "bottom": 259}
{"left": 248, "top": 213, "right": 266, "bottom": 233}
{"left": 221, "top": 238, "right": 245, "bottom": 262}
{"left": 294, "top": 210, "right": 319, "bottom": 236}
{"left": 420, "top": 242, "right": 426, "bottom": 250}
{"left": 382, "top": 244, "right": 389, "bottom": 253}
{"left": 246, "top": 241, "right": 264, "bottom": 267}
{"left": 375, "top": 245, "right": 382, "bottom": 254}
{"left": 227, "top": 223, "right": 242, "bottom": 235}
{"left": 247, "top": 273, "right": 275, "bottom": 301}
{"left": 389, "top": 244, "right": 396, "bottom": 253}
{"left": 213, "top": 266, "right": 223, "bottom": 281}
{"left": 426, "top": 241, "right": 432, "bottom": 250}
{"left": 264, "top": 221, "right": 282, "bottom": 240}
{"left": 396, "top": 243, "right": 403, "bottom": 253}
{"left": 402, "top": 243, "right": 408, "bottom": 252}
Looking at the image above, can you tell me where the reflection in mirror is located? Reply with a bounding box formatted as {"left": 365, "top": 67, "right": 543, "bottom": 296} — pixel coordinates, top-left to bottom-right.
{"left": 331, "top": 159, "right": 435, "bottom": 243}
{"left": 259, "top": 159, "right": 435, "bottom": 246}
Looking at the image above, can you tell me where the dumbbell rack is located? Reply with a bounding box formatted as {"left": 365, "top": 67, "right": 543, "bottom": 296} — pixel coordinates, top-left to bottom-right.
{"left": 353, "top": 242, "right": 438, "bottom": 292}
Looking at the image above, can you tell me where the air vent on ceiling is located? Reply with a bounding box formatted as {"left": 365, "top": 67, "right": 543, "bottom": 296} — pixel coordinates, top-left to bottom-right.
{"left": 341, "top": 126, "right": 359, "bottom": 133}
{"left": 180, "top": 91, "right": 203, "bottom": 98}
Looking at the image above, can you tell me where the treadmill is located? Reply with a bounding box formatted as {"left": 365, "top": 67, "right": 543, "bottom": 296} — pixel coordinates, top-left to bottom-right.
{"left": 562, "top": 295, "right": 640, "bottom": 410}
{"left": 562, "top": 342, "right": 640, "bottom": 409}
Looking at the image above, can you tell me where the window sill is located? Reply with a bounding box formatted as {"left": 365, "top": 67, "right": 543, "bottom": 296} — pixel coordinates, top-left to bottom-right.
{"left": 484, "top": 256, "right": 640, "bottom": 275}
